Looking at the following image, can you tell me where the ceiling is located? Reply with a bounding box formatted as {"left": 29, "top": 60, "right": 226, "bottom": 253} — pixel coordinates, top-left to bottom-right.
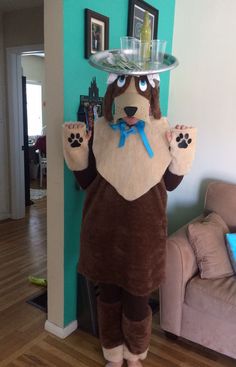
{"left": 0, "top": 0, "right": 43, "bottom": 12}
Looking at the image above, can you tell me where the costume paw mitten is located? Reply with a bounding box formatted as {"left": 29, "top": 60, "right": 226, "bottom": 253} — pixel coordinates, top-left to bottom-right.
{"left": 169, "top": 127, "right": 197, "bottom": 175}
{"left": 62, "top": 122, "right": 91, "bottom": 171}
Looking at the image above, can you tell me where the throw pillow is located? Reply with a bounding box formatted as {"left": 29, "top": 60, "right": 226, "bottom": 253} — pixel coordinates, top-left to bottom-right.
{"left": 187, "top": 212, "right": 233, "bottom": 279}
{"left": 225, "top": 233, "right": 236, "bottom": 273}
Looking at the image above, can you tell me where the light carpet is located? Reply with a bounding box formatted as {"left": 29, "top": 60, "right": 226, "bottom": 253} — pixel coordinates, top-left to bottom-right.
{"left": 30, "top": 188, "right": 47, "bottom": 200}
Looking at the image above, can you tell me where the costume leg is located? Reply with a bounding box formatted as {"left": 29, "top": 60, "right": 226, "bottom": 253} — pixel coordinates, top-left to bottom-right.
{"left": 122, "top": 290, "right": 152, "bottom": 362}
{"left": 97, "top": 283, "right": 123, "bottom": 363}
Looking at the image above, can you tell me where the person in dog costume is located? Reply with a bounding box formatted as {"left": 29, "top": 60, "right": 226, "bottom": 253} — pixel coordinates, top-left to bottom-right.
{"left": 63, "top": 71, "right": 196, "bottom": 367}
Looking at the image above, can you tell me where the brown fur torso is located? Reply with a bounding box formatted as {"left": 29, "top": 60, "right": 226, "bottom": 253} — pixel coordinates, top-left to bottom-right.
{"left": 78, "top": 173, "right": 168, "bottom": 296}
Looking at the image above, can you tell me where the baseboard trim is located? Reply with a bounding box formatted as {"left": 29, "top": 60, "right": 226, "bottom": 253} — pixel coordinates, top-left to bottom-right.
{"left": 44, "top": 319, "right": 78, "bottom": 339}
{"left": 0, "top": 212, "right": 10, "bottom": 221}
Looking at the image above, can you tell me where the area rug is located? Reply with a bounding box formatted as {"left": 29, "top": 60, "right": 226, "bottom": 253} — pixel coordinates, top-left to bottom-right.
{"left": 30, "top": 188, "right": 47, "bottom": 200}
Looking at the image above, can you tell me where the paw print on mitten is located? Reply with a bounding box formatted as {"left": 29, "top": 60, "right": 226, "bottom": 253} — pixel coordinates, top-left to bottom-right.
{"left": 176, "top": 133, "right": 192, "bottom": 149}
{"left": 68, "top": 133, "right": 84, "bottom": 148}
{"left": 62, "top": 122, "right": 91, "bottom": 171}
{"left": 168, "top": 127, "right": 197, "bottom": 175}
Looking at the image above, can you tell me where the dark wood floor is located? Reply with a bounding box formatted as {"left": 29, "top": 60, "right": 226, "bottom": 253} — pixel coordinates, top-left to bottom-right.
{"left": 0, "top": 198, "right": 235, "bottom": 366}
{"left": 30, "top": 176, "right": 47, "bottom": 190}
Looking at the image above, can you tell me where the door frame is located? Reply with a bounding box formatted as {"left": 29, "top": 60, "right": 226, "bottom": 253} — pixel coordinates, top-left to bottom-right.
{"left": 6, "top": 44, "right": 44, "bottom": 219}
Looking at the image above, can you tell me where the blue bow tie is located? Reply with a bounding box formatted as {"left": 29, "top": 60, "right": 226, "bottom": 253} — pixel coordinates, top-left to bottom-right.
{"left": 110, "top": 120, "right": 154, "bottom": 158}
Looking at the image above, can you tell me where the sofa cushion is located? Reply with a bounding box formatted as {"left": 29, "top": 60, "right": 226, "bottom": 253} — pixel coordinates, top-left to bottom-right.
{"left": 204, "top": 181, "right": 236, "bottom": 232}
{"left": 226, "top": 233, "right": 236, "bottom": 273}
{"left": 187, "top": 212, "right": 233, "bottom": 279}
{"left": 185, "top": 275, "right": 236, "bottom": 322}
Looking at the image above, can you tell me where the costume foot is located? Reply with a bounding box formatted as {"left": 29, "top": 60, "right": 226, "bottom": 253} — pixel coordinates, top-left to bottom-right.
{"left": 105, "top": 361, "right": 123, "bottom": 367}
{"left": 127, "top": 360, "right": 143, "bottom": 367}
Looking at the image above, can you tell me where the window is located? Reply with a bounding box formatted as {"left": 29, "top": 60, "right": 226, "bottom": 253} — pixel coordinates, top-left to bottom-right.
{"left": 26, "top": 82, "right": 43, "bottom": 136}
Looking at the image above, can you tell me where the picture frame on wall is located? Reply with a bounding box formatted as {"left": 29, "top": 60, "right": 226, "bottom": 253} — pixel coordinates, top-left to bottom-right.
{"left": 85, "top": 9, "right": 109, "bottom": 59}
{"left": 127, "top": 0, "right": 159, "bottom": 40}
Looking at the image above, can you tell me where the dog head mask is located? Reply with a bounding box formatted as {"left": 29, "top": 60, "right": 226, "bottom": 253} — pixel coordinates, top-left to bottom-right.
{"left": 103, "top": 74, "right": 161, "bottom": 123}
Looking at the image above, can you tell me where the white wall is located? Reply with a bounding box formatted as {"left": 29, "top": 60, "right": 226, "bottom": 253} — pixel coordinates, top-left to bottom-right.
{"left": 21, "top": 55, "right": 46, "bottom": 127}
{"left": 167, "top": 0, "right": 236, "bottom": 232}
{"left": 0, "top": 12, "right": 10, "bottom": 219}
{"left": 3, "top": 7, "right": 43, "bottom": 48}
{"left": 21, "top": 54, "right": 45, "bottom": 82}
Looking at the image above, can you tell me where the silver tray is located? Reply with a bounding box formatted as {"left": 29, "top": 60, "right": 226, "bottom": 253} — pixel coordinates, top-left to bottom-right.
{"left": 89, "top": 49, "right": 178, "bottom": 75}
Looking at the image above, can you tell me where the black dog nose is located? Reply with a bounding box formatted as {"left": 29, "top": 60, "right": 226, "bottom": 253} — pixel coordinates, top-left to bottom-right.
{"left": 124, "top": 106, "right": 137, "bottom": 117}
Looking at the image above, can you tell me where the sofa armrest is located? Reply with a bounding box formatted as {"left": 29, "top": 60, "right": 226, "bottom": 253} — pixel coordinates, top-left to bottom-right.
{"left": 160, "top": 223, "right": 198, "bottom": 336}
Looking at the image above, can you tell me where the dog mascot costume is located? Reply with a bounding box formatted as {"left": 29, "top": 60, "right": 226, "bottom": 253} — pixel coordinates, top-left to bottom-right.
{"left": 63, "top": 70, "right": 196, "bottom": 367}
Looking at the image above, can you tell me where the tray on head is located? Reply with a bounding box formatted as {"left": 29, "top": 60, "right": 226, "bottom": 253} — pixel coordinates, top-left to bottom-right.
{"left": 89, "top": 49, "right": 178, "bottom": 75}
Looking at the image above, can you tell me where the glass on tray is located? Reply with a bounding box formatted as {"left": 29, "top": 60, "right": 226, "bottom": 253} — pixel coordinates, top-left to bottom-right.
{"left": 151, "top": 39, "right": 167, "bottom": 65}
{"left": 120, "top": 36, "right": 140, "bottom": 62}
{"left": 137, "top": 41, "right": 151, "bottom": 65}
{"left": 117, "top": 37, "right": 167, "bottom": 69}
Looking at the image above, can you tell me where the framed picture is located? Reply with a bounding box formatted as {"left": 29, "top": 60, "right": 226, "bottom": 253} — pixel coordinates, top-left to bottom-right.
{"left": 127, "top": 0, "right": 159, "bottom": 40}
{"left": 85, "top": 9, "right": 109, "bottom": 59}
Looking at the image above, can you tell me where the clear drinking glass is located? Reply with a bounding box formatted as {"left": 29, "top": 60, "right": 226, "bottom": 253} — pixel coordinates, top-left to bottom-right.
{"left": 137, "top": 41, "right": 151, "bottom": 65}
{"left": 151, "top": 39, "right": 167, "bottom": 64}
{"left": 120, "top": 36, "right": 140, "bottom": 61}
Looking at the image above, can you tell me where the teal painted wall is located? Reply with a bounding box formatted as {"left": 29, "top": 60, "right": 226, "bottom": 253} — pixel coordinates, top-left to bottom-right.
{"left": 63, "top": 0, "right": 175, "bottom": 326}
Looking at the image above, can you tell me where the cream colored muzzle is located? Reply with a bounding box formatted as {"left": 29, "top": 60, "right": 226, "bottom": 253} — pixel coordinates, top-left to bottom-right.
{"left": 113, "top": 77, "right": 151, "bottom": 123}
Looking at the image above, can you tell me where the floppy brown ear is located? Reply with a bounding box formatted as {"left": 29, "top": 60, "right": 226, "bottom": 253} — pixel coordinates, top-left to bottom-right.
{"left": 150, "top": 83, "right": 161, "bottom": 119}
{"left": 103, "top": 84, "right": 115, "bottom": 122}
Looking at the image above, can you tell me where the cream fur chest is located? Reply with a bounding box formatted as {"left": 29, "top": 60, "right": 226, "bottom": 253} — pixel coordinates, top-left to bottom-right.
{"left": 93, "top": 116, "right": 172, "bottom": 201}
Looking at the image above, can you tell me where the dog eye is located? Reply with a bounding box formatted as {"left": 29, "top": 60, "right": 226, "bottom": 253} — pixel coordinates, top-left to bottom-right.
{"left": 139, "top": 79, "right": 147, "bottom": 92}
{"left": 117, "top": 75, "right": 126, "bottom": 88}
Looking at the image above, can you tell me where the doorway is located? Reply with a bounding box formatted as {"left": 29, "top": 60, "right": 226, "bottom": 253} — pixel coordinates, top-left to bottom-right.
{"left": 21, "top": 52, "right": 47, "bottom": 204}
{"left": 6, "top": 44, "right": 44, "bottom": 219}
